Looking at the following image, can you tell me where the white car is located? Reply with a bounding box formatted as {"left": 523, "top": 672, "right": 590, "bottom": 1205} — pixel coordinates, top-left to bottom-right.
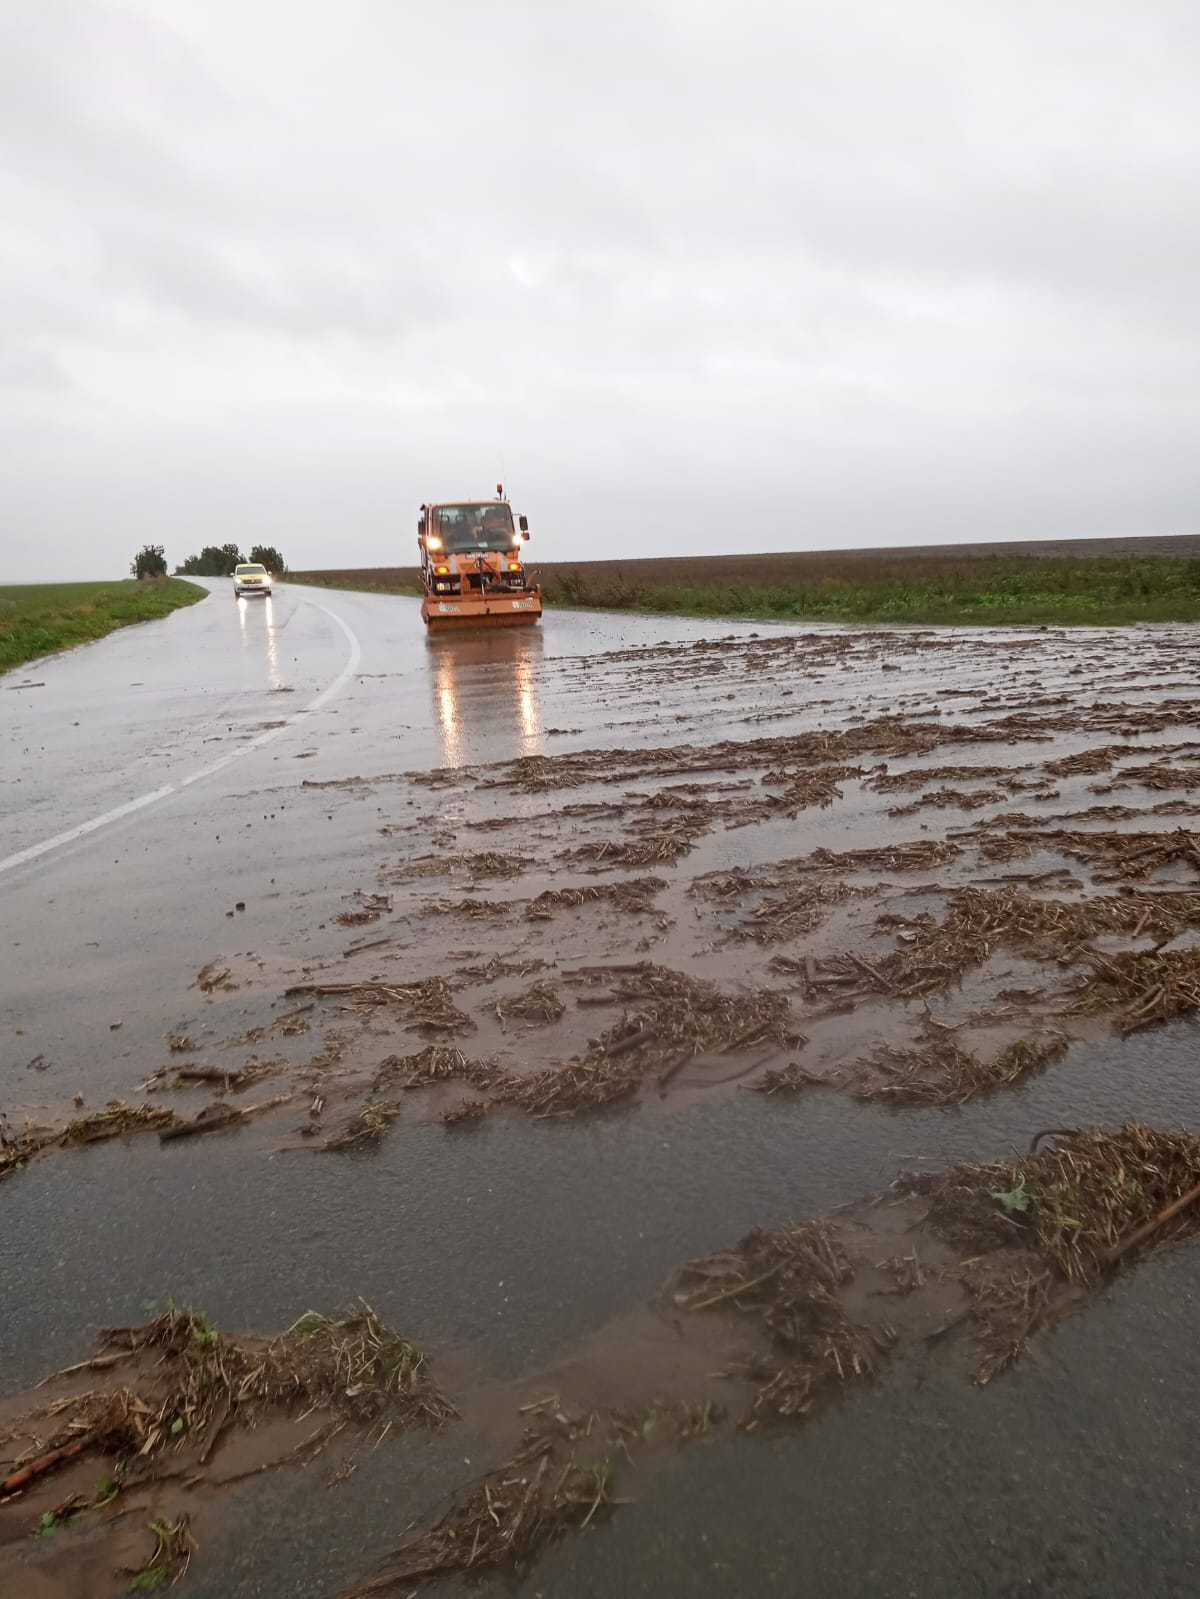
{"left": 233, "top": 562, "right": 272, "bottom": 598}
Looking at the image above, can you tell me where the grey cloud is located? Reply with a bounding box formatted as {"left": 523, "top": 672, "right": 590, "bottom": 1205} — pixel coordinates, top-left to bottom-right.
{"left": 92, "top": 220, "right": 454, "bottom": 339}
{"left": 0, "top": 339, "right": 74, "bottom": 391}
{"left": 1, "top": 0, "right": 1198, "bottom": 580}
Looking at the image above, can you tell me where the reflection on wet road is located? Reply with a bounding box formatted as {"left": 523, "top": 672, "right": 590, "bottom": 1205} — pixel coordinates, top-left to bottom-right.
{"left": 236, "top": 592, "right": 285, "bottom": 690}
{"left": 428, "top": 629, "right": 544, "bottom": 768}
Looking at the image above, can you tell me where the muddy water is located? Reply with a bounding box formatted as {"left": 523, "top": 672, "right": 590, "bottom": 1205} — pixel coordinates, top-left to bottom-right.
{"left": 157, "top": 1255, "right": 1200, "bottom": 1599}
{"left": 532, "top": 1258, "right": 1200, "bottom": 1599}
{"left": 6, "top": 598, "right": 1200, "bottom": 1596}
{"left": 5, "top": 1021, "right": 1200, "bottom": 1595}
{"left": 4, "top": 1021, "right": 1197, "bottom": 1390}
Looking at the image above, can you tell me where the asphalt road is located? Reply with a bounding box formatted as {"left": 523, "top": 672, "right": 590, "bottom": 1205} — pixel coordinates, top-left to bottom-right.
{"left": 1, "top": 576, "right": 1008, "bottom": 1115}
{"left": 1, "top": 581, "right": 725, "bottom": 1114}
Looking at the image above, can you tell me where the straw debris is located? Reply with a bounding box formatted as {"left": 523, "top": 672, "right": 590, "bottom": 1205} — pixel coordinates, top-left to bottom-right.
{"left": 467, "top": 713, "right": 1067, "bottom": 800}
{"left": 1, "top": 1102, "right": 179, "bottom": 1183}
{"left": 495, "top": 980, "right": 566, "bottom": 1027}
{"left": 141, "top": 1061, "right": 278, "bottom": 1095}
{"left": 1043, "top": 747, "right": 1119, "bottom": 777}
{"left": 525, "top": 877, "right": 667, "bottom": 919}
{"left": 726, "top": 881, "right": 860, "bottom": 944}
{"left": 195, "top": 960, "right": 233, "bottom": 993}
{"left": 670, "top": 1220, "right": 884, "bottom": 1423}
{"left": 689, "top": 865, "right": 786, "bottom": 901}
{"left": 887, "top": 786, "right": 1008, "bottom": 817}
{"left": 663, "top": 1124, "right": 1200, "bottom": 1410}
{"left": 371, "top": 1046, "right": 506, "bottom": 1094}
{"left": 425, "top": 897, "right": 514, "bottom": 918}
{"left": 454, "top": 953, "right": 550, "bottom": 982}
{"left": 284, "top": 978, "right": 472, "bottom": 1033}
{"left": 580, "top": 964, "right": 796, "bottom": 1070}
{"left": 751, "top": 1062, "right": 826, "bottom": 1096}
{"left": 474, "top": 966, "right": 798, "bottom": 1118}
{"left": 500, "top": 1059, "right": 642, "bottom": 1117}
{"left": 1108, "top": 762, "right": 1200, "bottom": 792}
{"left": 337, "top": 892, "right": 392, "bottom": 926}
{"left": 895, "top": 1125, "right": 1200, "bottom": 1378}
{"left": 0, "top": 1302, "right": 455, "bottom": 1500}
{"left": 979, "top": 826, "right": 1200, "bottom": 882}
{"left": 900, "top": 1124, "right": 1200, "bottom": 1285}
{"left": 60, "top": 1102, "right": 179, "bottom": 1146}
{"left": 322, "top": 1101, "right": 402, "bottom": 1151}
{"left": 817, "top": 884, "right": 1200, "bottom": 1006}
{"left": 781, "top": 838, "right": 962, "bottom": 875}
{"left": 865, "top": 763, "right": 1017, "bottom": 792}
{"left": 561, "top": 829, "right": 703, "bottom": 868}
{"left": 1070, "top": 948, "right": 1200, "bottom": 1032}
{"left": 340, "top": 1415, "right": 618, "bottom": 1591}
{"left": 464, "top": 851, "right": 526, "bottom": 879}
{"left": 853, "top": 1034, "right": 1069, "bottom": 1105}
{"left": 745, "top": 763, "right": 856, "bottom": 821}
{"left": 374, "top": 1045, "right": 470, "bottom": 1091}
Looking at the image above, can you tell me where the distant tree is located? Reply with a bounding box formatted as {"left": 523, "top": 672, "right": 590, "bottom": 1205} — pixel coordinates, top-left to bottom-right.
{"left": 176, "top": 545, "right": 245, "bottom": 576}
{"left": 249, "top": 544, "right": 286, "bottom": 573}
{"left": 131, "top": 543, "right": 168, "bottom": 579}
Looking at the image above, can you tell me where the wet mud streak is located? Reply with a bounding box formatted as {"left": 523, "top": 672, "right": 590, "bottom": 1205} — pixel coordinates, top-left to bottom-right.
{"left": 5, "top": 623, "right": 1180, "bottom": 1162}
{"left": 331, "top": 1121, "right": 1200, "bottom": 1594}
{"left": 251, "top": 623, "right": 1200, "bottom": 1145}
{"left": 0, "top": 1303, "right": 453, "bottom": 1596}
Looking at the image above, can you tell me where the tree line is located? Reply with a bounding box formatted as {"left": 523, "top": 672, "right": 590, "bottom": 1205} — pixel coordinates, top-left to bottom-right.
{"left": 130, "top": 544, "right": 287, "bottom": 579}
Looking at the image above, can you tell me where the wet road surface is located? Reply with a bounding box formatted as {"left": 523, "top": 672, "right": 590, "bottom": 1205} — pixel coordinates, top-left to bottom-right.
{"left": 2, "top": 582, "right": 735, "bottom": 1114}
{"left": 4, "top": 585, "right": 1200, "bottom": 1596}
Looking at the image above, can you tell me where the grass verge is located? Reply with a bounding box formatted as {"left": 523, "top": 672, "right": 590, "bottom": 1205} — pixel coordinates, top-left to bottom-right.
{"left": 288, "top": 548, "right": 1200, "bottom": 627}
{"left": 0, "top": 578, "right": 207, "bottom": 675}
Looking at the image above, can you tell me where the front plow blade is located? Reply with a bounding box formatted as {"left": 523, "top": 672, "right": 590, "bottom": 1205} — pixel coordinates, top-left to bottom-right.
{"left": 422, "top": 590, "right": 542, "bottom": 631}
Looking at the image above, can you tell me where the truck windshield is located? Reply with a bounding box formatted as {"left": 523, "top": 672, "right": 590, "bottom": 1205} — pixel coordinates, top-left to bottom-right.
{"left": 433, "top": 504, "right": 515, "bottom": 553}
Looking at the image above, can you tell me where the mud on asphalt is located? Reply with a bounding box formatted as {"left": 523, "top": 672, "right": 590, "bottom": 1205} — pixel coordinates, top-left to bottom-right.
{"left": 6, "top": 619, "right": 1200, "bottom": 1594}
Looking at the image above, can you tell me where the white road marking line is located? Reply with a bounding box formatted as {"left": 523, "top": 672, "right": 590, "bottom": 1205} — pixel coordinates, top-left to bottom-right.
{"left": 0, "top": 600, "right": 363, "bottom": 877}
{"left": 0, "top": 786, "right": 177, "bottom": 874}
{"left": 306, "top": 603, "right": 363, "bottom": 708}
{"left": 177, "top": 603, "right": 362, "bottom": 786}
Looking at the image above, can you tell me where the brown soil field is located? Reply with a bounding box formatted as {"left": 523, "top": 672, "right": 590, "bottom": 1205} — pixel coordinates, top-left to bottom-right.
{"left": 289, "top": 532, "right": 1200, "bottom": 625}
{"left": 291, "top": 530, "right": 1200, "bottom": 589}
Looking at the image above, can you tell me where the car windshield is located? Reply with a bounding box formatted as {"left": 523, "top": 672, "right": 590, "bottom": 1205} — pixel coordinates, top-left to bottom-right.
{"left": 237, "top": 564, "right": 266, "bottom": 575}
{"left": 432, "top": 504, "right": 515, "bottom": 554}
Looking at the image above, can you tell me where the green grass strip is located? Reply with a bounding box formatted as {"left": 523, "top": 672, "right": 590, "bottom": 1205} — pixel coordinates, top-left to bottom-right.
{"left": 0, "top": 579, "right": 207, "bottom": 674}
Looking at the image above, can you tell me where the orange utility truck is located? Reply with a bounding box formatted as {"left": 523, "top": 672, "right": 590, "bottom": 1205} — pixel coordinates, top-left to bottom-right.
{"left": 417, "top": 487, "right": 543, "bottom": 631}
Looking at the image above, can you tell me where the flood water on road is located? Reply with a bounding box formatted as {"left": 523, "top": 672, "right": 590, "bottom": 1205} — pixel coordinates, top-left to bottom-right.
{"left": 5, "top": 1021, "right": 1200, "bottom": 1596}
{"left": 4, "top": 589, "right": 1200, "bottom": 1597}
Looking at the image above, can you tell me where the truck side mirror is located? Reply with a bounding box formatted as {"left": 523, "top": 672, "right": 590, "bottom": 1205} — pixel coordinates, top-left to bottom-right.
{"left": 518, "top": 515, "right": 529, "bottom": 532}
{"left": 417, "top": 520, "right": 425, "bottom": 534}
{"left": 521, "top": 531, "right": 530, "bottom": 541}
{"left": 417, "top": 533, "right": 426, "bottom": 548}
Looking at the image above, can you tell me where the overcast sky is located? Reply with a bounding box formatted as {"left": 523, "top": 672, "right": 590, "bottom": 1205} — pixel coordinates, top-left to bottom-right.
{"left": 2, "top": 0, "right": 1199, "bottom": 581}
